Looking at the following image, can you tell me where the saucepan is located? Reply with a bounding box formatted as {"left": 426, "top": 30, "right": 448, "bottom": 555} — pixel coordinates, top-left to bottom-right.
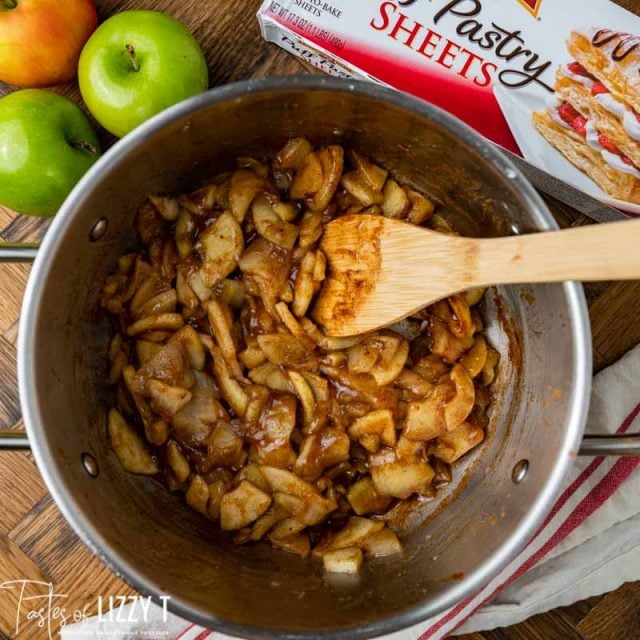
{"left": 0, "top": 77, "right": 638, "bottom": 639}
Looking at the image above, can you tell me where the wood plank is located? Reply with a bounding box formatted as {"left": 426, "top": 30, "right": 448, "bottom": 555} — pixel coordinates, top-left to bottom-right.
{"left": 0, "top": 537, "right": 52, "bottom": 638}
{"left": 10, "top": 496, "right": 89, "bottom": 581}
{"left": 589, "top": 281, "right": 640, "bottom": 372}
{"left": 578, "top": 582, "right": 640, "bottom": 640}
{"left": 0, "top": 207, "right": 15, "bottom": 234}
{"left": 2, "top": 323, "right": 18, "bottom": 349}
{"left": 9, "top": 495, "right": 135, "bottom": 637}
{"left": 456, "top": 607, "right": 588, "bottom": 640}
{"left": 0, "top": 338, "right": 19, "bottom": 431}
{"left": 0, "top": 216, "right": 50, "bottom": 244}
{"left": 0, "top": 454, "right": 46, "bottom": 537}
{"left": 0, "top": 264, "right": 29, "bottom": 335}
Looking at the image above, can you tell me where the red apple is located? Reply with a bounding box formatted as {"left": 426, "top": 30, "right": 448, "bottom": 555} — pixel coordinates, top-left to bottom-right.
{"left": 0, "top": 0, "right": 98, "bottom": 87}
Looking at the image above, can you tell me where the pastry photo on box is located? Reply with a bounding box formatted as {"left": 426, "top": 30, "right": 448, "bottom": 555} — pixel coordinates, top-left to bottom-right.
{"left": 532, "top": 29, "right": 640, "bottom": 205}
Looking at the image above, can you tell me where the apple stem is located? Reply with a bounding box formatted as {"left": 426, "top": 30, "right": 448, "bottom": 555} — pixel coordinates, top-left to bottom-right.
{"left": 1, "top": 0, "right": 18, "bottom": 9}
{"left": 124, "top": 44, "right": 140, "bottom": 72}
{"left": 71, "top": 140, "right": 99, "bottom": 156}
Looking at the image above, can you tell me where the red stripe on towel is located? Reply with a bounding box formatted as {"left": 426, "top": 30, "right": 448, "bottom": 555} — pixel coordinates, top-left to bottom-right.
{"left": 176, "top": 624, "right": 195, "bottom": 640}
{"left": 419, "top": 400, "right": 640, "bottom": 639}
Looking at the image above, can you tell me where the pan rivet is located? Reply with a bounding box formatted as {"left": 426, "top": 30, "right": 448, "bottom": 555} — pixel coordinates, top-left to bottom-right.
{"left": 512, "top": 459, "right": 529, "bottom": 484}
{"left": 82, "top": 453, "right": 99, "bottom": 478}
{"left": 505, "top": 168, "right": 517, "bottom": 179}
{"left": 89, "top": 218, "right": 108, "bottom": 242}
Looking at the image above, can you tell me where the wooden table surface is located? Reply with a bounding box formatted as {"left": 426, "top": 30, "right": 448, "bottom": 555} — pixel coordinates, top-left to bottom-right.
{"left": 1, "top": 0, "right": 640, "bottom": 638}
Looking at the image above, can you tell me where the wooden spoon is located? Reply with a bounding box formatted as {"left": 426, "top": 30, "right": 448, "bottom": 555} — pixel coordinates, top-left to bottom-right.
{"left": 313, "top": 214, "right": 640, "bottom": 337}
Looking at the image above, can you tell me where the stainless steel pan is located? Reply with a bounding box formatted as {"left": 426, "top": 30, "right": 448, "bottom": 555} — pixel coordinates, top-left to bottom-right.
{"left": 0, "top": 77, "right": 637, "bottom": 639}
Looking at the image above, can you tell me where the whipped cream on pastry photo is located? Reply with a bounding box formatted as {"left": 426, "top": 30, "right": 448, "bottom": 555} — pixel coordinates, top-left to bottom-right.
{"left": 532, "top": 28, "right": 640, "bottom": 205}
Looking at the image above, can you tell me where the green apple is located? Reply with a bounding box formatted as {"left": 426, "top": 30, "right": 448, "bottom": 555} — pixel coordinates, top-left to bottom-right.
{"left": 0, "top": 90, "right": 101, "bottom": 217}
{"left": 78, "top": 10, "right": 209, "bottom": 138}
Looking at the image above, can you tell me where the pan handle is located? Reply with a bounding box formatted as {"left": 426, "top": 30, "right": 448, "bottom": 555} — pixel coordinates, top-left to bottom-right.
{"left": 1, "top": 242, "right": 638, "bottom": 457}
{"left": 0, "top": 243, "right": 39, "bottom": 263}
{"left": 579, "top": 434, "right": 640, "bottom": 456}
{"left": 0, "top": 431, "right": 30, "bottom": 450}
{"left": 5, "top": 433, "right": 635, "bottom": 454}
{"left": 0, "top": 243, "right": 37, "bottom": 450}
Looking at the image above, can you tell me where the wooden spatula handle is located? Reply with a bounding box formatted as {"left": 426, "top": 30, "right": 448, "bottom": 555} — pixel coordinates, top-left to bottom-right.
{"left": 474, "top": 218, "right": 640, "bottom": 286}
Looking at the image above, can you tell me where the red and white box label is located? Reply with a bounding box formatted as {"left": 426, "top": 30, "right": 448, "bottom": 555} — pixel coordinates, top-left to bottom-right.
{"left": 258, "top": 0, "right": 640, "bottom": 212}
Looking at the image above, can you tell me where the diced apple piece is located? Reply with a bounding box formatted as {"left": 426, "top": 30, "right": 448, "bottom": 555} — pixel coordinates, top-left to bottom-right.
{"left": 207, "top": 299, "right": 244, "bottom": 381}
{"left": 136, "top": 339, "right": 163, "bottom": 365}
{"left": 269, "top": 533, "right": 311, "bottom": 558}
{"left": 134, "top": 341, "right": 191, "bottom": 394}
{"left": 361, "top": 528, "right": 402, "bottom": 558}
{"left": 315, "top": 516, "right": 385, "bottom": 555}
{"left": 269, "top": 517, "right": 307, "bottom": 540}
{"left": 149, "top": 194, "right": 180, "bottom": 221}
{"left": 370, "top": 450, "right": 435, "bottom": 499}
{"left": 218, "top": 278, "right": 246, "bottom": 310}
{"left": 173, "top": 395, "right": 226, "bottom": 446}
{"left": 209, "top": 342, "right": 248, "bottom": 418}
{"left": 349, "top": 151, "right": 388, "bottom": 192}
{"left": 430, "top": 422, "right": 485, "bottom": 463}
{"left": 187, "top": 269, "right": 212, "bottom": 303}
{"left": 251, "top": 507, "right": 288, "bottom": 540}
{"left": 133, "top": 289, "right": 177, "bottom": 320}
{"left": 108, "top": 409, "right": 158, "bottom": 476}
{"left": 295, "top": 429, "right": 351, "bottom": 481}
{"left": 229, "top": 169, "right": 265, "bottom": 222}
{"left": 347, "top": 477, "right": 392, "bottom": 516}
{"left": 404, "top": 391, "right": 447, "bottom": 442}
{"left": 341, "top": 171, "right": 383, "bottom": 206}
{"left": 288, "top": 371, "right": 315, "bottom": 424}
{"left": 220, "top": 480, "right": 272, "bottom": 530}
{"left": 185, "top": 475, "right": 210, "bottom": 516}
{"left": 460, "top": 335, "right": 488, "bottom": 378}
{"left": 146, "top": 418, "right": 170, "bottom": 446}
{"left": 251, "top": 393, "right": 297, "bottom": 468}
{"left": 170, "top": 325, "right": 205, "bottom": 370}
{"left": 482, "top": 346, "right": 500, "bottom": 385}
{"left": 274, "top": 137, "right": 313, "bottom": 170}
{"left": 406, "top": 189, "right": 434, "bottom": 225}
{"left": 322, "top": 547, "right": 363, "bottom": 574}
{"left": 240, "top": 345, "right": 267, "bottom": 370}
{"left": 273, "top": 491, "right": 337, "bottom": 526}
{"left": 290, "top": 152, "right": 323, "bottom": 199}
{"left": 370, "top": 335, "right": 409, "bottom": 386}
{"left": 381, "top": 179, "right": 410, "bottom": 219}
{"left": 252, "top": 195, "right": 299, "bottom": 249}
{"left": 444, "top": 364, "right": 475, "bottom": 431}
{"left": 311, "top": 146, "right": 344, "bottom": 211}
{"left": 234, "top": 463, "right": 270, "bottom": 493}
{"left": 347, "top": 339, "right": 380, "bottom": 374}
{"left": 257, "top": 333, "right": 310, "bottom": 366}
{"left": 248, "top": 362, "right": 294, "bottom": 393}
{"left": 260, "top": 465, "right": 323, "bottom": 502}
{"left": 166, "top": 441, "right": 191, "bottom": 484}
{"left": 348, "top": 410, "right": 396, "bottom": 450}
{"left": 301, "top": 371, "right": 329, "bottom": 402}
{"left": 239, "top": 238, "right": 292, "bottom": 314}
{"left": 175, "top": 209, "right": 195, "bottom": 259}
{"left": 207, "top": 477, "right": 229, "bottom": 521}
{"left": 198, "top": 211, "right": 244, "bottom": 287}
{"left": 146, "top": 379, "right": 192, "bottom": 419}
{"left": 206, "top": 423, "right": 245, "bottom": 469}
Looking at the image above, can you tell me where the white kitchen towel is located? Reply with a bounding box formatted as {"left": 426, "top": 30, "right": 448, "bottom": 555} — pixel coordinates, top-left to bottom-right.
{"left": 62, "top": 344, "right": 640, "bottom": 640}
